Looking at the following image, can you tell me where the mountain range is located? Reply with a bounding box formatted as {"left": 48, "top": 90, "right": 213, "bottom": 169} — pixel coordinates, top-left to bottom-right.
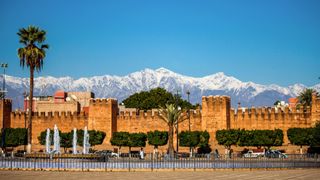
{"left": 3, "top": 67, "right": 320, "bottom": 110}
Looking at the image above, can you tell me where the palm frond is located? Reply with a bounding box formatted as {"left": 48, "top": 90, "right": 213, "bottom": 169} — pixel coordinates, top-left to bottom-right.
{"left": 17, "top": 25, "right": 48, "bottom": 72}
{"left": 158, "top": 109, "right": 169, "bottom": 124}
{"left": 41, "top": 44, "right": 49, "bottom": 49}
{"left": 158, "top": 103, "right": 187, "bottom": 126}
{"left": 298, "top": 88, "right": 317, "bottom": 107}
{"left": 176, "top": 114, "right": 189, "bottom": 124}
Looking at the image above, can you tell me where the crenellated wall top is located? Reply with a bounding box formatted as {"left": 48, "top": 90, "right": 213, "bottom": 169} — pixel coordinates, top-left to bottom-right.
{"left": 117, "top": 109, "right": 201, "bottom": 119}
{"left": 11, "top": 111, "right": 88, "bottom": 119}
{"left": 231, "top": 106, "right": 311, "bottom": 116}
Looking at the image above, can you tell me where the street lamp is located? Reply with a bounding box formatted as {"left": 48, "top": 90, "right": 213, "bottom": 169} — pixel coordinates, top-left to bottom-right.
{"left": 186, "top": 90, "right": 190, "bottom": 132}
{"left": 23, "top": 91, "right": 28, "bottom": 152}
{"left": 186, "top": 90, "right": 191, "bottom": 156}
{"left": 1, "top": 63, "right": 8, "bottom": 99}
{"left": 1, "top": 63, "right": 8, "bottom": 151}
{"left": 176, "top": 106, "right": 181, "bottom": 154}
{"left": 175, "top": 90, "right": 180, "bottom": 153}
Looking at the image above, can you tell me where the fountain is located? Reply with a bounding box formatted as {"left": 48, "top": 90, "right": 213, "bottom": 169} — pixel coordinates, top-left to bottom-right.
{"left": 45, "top": 128, "right": 51, "bottom": 153}
{"left": 83, "top": 126, "right": 90, "bottom": 154}
{"left": 53, "top": 124, "right": 60, "bottom": 154}
{"left": 73, "top": 128, "right": 77, "bottom": 154}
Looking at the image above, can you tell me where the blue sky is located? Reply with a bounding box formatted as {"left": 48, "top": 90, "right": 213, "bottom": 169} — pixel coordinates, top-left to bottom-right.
{"left": 0, "top": 0, "right": 319, "bottom": 86}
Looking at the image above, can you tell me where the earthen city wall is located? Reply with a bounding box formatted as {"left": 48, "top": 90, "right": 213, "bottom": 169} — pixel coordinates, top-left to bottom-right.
{"left": 2, "top": 93, "right": 319, "bottom": 153}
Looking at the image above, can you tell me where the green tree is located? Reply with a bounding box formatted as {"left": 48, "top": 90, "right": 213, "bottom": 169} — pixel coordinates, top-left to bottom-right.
{"left": 110, "top": 132, "right": 130, "bottom": 154}
{"left": 198, "top": 131, "right": 210, "bottom": 147}
{"left": 287, "top": 128, "right": 314, "bottom": 154}
{"left": 76, "top": 129, "right": 106, "bottom": 148}
{"left": 38, "top": 129, "right": 54, "bottom": 145}
{"left": 251, "top": 130, "right": 282, "bottom": 148}
{"left": 17, "top": 26, "right": 49, "bottom": 153}
{"left": 274, "top": 100, "right": 281, "bottom": 106}
{"left": 197, "top": 131, "right": 211, "bottom": 154}
{"left": 298, "top": 88, "right": 319, "bottom": 107}
{"left": 216, "top": 129, "right": 241, "bottom": 148}
{"left": 179, "top": 131, "right": 200, "bottom": 149}
{"left": 216, "top": 129, "right": 241, "bottom": 156}
{"left": 147, "top": 130, "right": 168, "bottom": 153}
{"left": 76, "top": 129, "right": 84, "bottom": 147}
{"left": 217, "top": 129, "right": 284, "bottom": 150}
{"left": 3, "top": 128, "right": 27, "bottom": 148}
{"left": 273, "top": 129, "right": 284, "bottom": 146}
{"left": 158, "top": 104, "right": 187, "bottom": 157}
{"left": 60, "top": 132, "right": 72, "bottom": 153}
{"left": 122, "top": 87, "right": 195, "bottom": 110}
{"left": 179, "top": 131, "right": 210, "bottom": 155}
{"left": 311, "top": 122, "right": 320, "bottom": 146}
{"left": 127, "top": 133, "right": 147, "bottom": 153}
{"left": 88, "top": 130, "right": 106, "bottom": 147}
{"left": 238, "top": 130, "right": 254, "bottom": 147}
{"left": 239, "top": 129, "right": 283, "bottom": 149}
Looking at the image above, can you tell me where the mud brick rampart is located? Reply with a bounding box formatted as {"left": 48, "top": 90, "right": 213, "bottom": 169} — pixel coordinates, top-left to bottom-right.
{"left": 1, "top": 93, "right": 319, "bottom": 153}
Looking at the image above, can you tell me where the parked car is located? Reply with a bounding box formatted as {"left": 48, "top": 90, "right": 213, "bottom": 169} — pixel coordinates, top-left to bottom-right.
{"left": 265, "top": 150, "right": 287, "bottom": 158}
{"left": 176, "top": 152, "right": 190, "bottom": 159}
{"left": 130, "top": 151, "right": 140, "bottom": 157}
{"left": 119, "top": 151, "right": 141, "bottom": 158}
{"left": 95, "top": 150, "right": 119, "bottom": 157}
{"left": 14, "top": 150, "right": 26, "bottom": 157}
{"left": 243, "top": 150, "right": 264, "bottom": 158}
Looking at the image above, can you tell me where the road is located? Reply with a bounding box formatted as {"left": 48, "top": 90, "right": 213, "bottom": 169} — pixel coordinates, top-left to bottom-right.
{"left": 1, "top": 169, "right": 320, "bottom": 180}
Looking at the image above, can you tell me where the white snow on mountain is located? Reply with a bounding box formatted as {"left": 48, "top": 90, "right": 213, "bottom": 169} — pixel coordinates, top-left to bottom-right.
{"left": 3, "top": 67, "right": 320, "bottom": 109}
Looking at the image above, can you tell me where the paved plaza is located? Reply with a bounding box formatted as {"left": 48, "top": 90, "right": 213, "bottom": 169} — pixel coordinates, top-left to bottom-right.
{"left": 1, "top": 169, "right": 320, "bottom": 180}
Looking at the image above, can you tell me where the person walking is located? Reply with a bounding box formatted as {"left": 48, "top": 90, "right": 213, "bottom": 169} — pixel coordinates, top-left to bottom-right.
{"left": 140, "top": 148, "right": 144, "bottom": 160}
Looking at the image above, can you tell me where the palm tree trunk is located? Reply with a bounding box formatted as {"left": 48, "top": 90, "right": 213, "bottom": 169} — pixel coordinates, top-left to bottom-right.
{"left": 168, "top": 124, "right": 174, "bottom": 158}
{"left": 27, "top": 67, "right": 34, "bottom": 153}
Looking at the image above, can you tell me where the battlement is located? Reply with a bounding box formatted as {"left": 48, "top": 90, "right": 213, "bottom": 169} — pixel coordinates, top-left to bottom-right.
{"left": 311, "top": 93, "right": 320, "bottom": 125}
{"left": 232, "top": 106, "right": 311, "bottom": 116}
{"left": 202, "top": 95, "right": 230, "bottom": 104}
{"left": 2, "top": 99, "right": 12, "bottom": 104}
{"left": 89, "top": 98, "right": 117, "bottom": 104}
{"left": 117, "top": 109, "right": 201, "bottom": 120}
{"left": 11, "top": 111, "right": 88, "bottom": 119}
{"left": 230, "top": 104, "right": 312, "bottom": 131}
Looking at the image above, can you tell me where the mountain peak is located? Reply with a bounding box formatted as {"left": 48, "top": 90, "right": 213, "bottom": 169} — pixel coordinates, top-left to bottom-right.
{"left": 155, "top": 67, "right": 174, "bottom": 74}
{"left": 203, "top": 71, "right": 226, "bottom": 79}
{"left": 212, "top": 72, "right": 226, "bottom": 78}
{"left": 215, "top": 72, "right": 225, "bottom": 76}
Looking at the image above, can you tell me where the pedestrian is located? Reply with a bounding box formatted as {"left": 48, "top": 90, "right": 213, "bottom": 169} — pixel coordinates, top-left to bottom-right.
{"left": 215, "top": 149, "right": 219, "bottom": 159}
{"left": 229, "top": 149, "right": 233, "bottom": 158}
{"left": 140, "top": 148, "right": 144, "bottom": 160}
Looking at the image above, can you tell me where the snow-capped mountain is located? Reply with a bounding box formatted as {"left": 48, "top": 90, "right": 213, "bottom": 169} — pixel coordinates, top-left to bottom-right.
{"left": 3, "top": 67, "right": 319, "bottom": 110}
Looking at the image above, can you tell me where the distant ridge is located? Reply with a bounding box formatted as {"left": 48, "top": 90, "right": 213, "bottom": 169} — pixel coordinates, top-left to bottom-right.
{"left": 4, "top": 67, "right": 320, "bottom": 109}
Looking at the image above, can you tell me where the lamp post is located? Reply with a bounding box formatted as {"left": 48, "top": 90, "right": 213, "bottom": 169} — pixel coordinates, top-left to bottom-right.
{"left": 1, "top": 63, "right": 8, "bottom": 99}
{"left": 186, "top": 90, "right": 191, "bottom": 156}
{"left": 176, "top": 106, "right": 181, "bottom": 154}
{"left": 175, "top": 90, "right": 180, "bottom": 153}
{"left": 23, "top": 91, "right": 28, "bottom": 151}
{"left": 1, "top": 63, "right": 8, "bottom": 152}
{"left": 187, "top": 90, "right": 190, "bottom": 132}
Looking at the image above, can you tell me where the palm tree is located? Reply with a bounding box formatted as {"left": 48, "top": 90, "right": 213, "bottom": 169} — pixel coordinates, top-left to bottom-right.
{"left": 17, "top": 26, "right": 49, "bottom": 153}
{"left": 158, "top": 104, "right": 187, "bottom": 158}
{"left": 298, "top": 88, "right": 318, "bottom": 107}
